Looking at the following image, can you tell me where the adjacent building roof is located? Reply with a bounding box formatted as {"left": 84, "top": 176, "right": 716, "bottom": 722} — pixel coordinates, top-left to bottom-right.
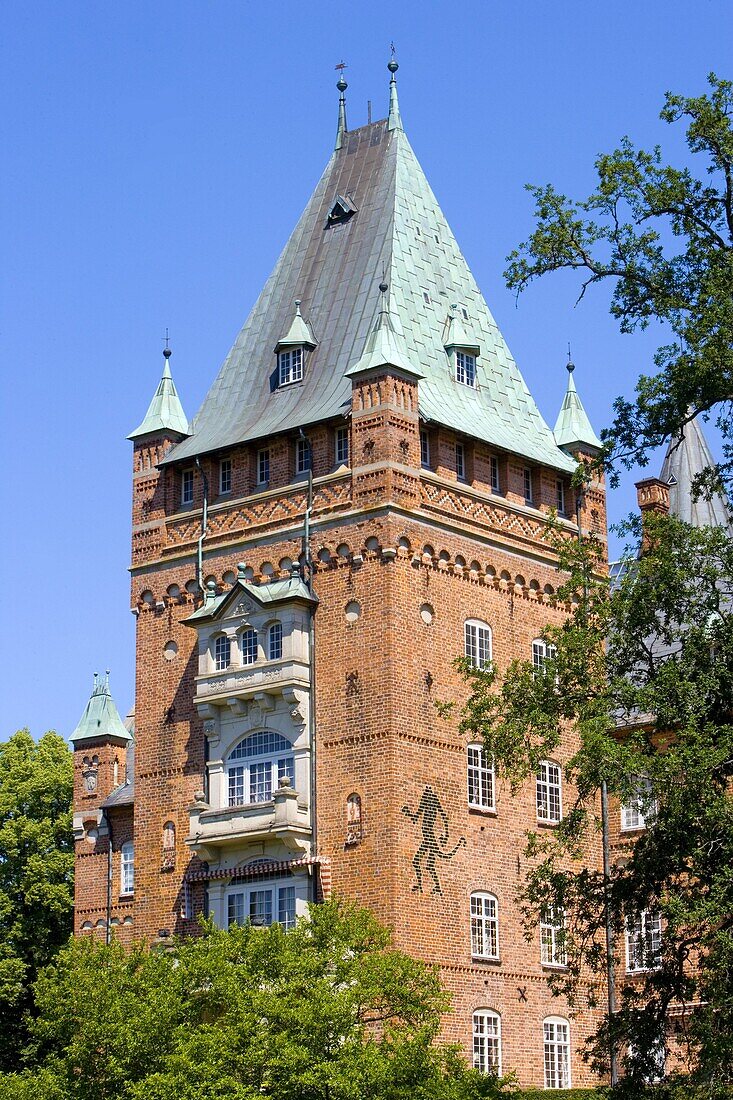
{"left": 128, "top": 351, "right": 190, "bottom": 440}
{"left": 70, "top": 673, "right": 132, "bottom": 745}
{"left": 102, "top": 741, "right": 135, "bottom": 809}
{"left": 660, "top": 415, "right": 733, "bottom": 534}
{"left": 184, "top": 567, "right": 318, "bottom": 625}
{"left": 163, "top": 69, "right": 576, "bottom": 473}
{"left": 553, "top": 361, "right": 602, "bottom": 452}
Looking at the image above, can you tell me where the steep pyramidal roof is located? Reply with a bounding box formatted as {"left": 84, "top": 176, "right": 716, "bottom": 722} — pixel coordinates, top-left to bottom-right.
{"left": 70, "top": 673, "right": 132, "bottom": 745}
{"left": 554, "top": 361, "right": 602, "bottom": 452}
{"left": 661, "top": 415, "right": 733, "bottom": 532}
{"left": 129, "top": 350, "right": 189, "bottom": 440}
{"left": 166, "top": 69, "right": 574, "bottom": 473}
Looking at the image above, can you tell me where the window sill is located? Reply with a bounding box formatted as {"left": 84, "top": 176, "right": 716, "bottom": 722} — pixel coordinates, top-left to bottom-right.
{"left": 536, "top": 818, "right": 561, "bottom": 828}
{"left": 468, "top": 805, "right": 498, "bottom": 817}
{"left": 119, "top": 891, "right": 134, "bottom": 899}
{"left": 541, "top": 962, "right": 568, "bottom": 971}
{"left": 620, "top": 825, "right": 647, "bottom": 834}
{"left": 472, "top": 955, "right": 501, "bottom": 965}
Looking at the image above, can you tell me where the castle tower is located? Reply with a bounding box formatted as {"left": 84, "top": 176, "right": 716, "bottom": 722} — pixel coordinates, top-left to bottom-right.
{"left": 75, "top": 62, "right": 607, "bottom": 1088}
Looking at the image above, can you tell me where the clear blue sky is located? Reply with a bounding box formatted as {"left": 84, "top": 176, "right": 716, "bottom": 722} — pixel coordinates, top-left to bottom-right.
{"left": 2, "top": 1, "right": 731, "bottom": 739}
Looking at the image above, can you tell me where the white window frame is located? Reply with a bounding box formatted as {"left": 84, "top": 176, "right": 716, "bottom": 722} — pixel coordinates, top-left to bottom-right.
{"left": 335, "top": 426, "right": 349, "bottom": 466}
{"left": 489, "top": 454, "right": 500, "bottom": 493}
{"left": 556, "top": 478, "right": 566, "bottom": 515}
{"left": 626, "top": 909, "right": 662, "bottom": 973}
{"left": 268, "top": 622, "right": 283, "bottom": 661}
{"left": 219, "top": 458, "right": 232, "bottom": 495}
{"left": 621, "top": 776, "right": 655, "bottom": 831}
{"left": 536, "top": 760, "right": 562, "bottom": 823}
{"left": 120, "top": 841, "right": 134, "bottom": 895}
{"left": 296, "top": 437, "right": 311, "bottom": 475}
{"left": 544, "top": 1016, "right": 571, "bottom": 1089}
{"left": 181, "top": 468, "right": 194, "bottom": 506}
{"left": 456, "top": 441, "right": 466, "bottom": 481}
{"left": 540, "top": 907, "right": 567, "bottom": 967}
{"left": 214, "top": 634, "right": 231, "bottom": 672}
{"left": 472, "top": 1009, "right": 502, "bottom": 1075}
{"left": 257, "top": 448, "right": 270, "bottom": 485}
{"left": 227, "top": 880, "right": 297, "bottom": 930}
{"left": 278, "top": 347, "right": 303, "bottom": 386}
{"left": 523, "top": 467, "right": 534, "bottom": 503}
{"left": 226, "top": 731, "right": 295, "bottom": 807}
{"left": 240, "top": 628, "right": 258, "bottom": 666}
{"left": 467, "top": 743, "right": 495, "bottom": 810}
{"left": 420, "top": 429, "right": 430, "bottom": 468}
{"left": 455, "top": 350, "right": 476, "bottom": 387}
{"left": 464, "top": 620, "right": 492, "bottom": 669}
{"left": 470, "top": 892, "right": 499, "bottom": 960}
{"left": 532, "top": 638, "right": 557, "bottom": 674}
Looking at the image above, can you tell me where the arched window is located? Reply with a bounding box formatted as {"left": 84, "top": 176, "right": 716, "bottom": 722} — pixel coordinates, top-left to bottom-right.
{"left": 346, "top": 793, "right": 362, "bottom": 844}
{"left": 540, "top": 907, "right": 567, "bottom": 967}
{"left": 268, "top": 622, "right": 283, "bottom": 661}
{"left": 532, "top": 638, "right": 557, "bottom": 673}
{"left": 240, "top": 628, "right": 258, "bottom": 666}
{"left": 215, "top": 634, "right": 231, "bottom": 671}
{"left": 543, "top": 1017, "right": 571, "bottom": 1088}
{"left": 120, "top": 841, "right": 134, "bottom": 894}
{"left": 470, "top": 892, "right": 499, "bottom": 959}
{"left": 472, "top": 1009, "right": 501, "bottom": 1074}
{"left": 536, "top": 760, "right": 562, "bottom": 823}
{"left": 227, "top": 731, "right": 294, "bottom": 806}
{"left": 467, "top": 743, "right": 494, "bottom": 810}
{"left": 464, "top": 620, "right": 492, "bottom": 669}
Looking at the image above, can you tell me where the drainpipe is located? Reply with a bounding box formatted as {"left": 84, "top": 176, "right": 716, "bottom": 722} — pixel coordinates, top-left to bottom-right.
{"left": 102, "top": 808, "right": 113, "bottom": 946}
{"left": 298, "top": 430, "right": 318, "bottom": 897}
{"left": 195, "top": 456, "right": 209, "bottom": 596}
{"left": 577, "top": 474, "right": 618, "bottom": 1086}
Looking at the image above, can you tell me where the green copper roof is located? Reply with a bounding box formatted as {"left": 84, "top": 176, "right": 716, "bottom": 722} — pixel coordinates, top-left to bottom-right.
{"left": 128, "top": 353, "right": 190, "bottom": 440}
{"left": 275, "top": 301, "right": 317, "bottom": 350}
{"left": 184, "top": 568, "right": 318, "bottom": 624}
{"left": 443, "top": 308, "right": 480, "bottom": 353}
{"left": 553, "top": 363, "right": 601, "bottom": 452}
{"left": 346, "top": 287, "right": 423, "bottom": 379}
{"left": 70, "top": 673, "right": 132, "bottom": 745}
{"left": 164, "top": 71, "right": 574, "bottom": 474}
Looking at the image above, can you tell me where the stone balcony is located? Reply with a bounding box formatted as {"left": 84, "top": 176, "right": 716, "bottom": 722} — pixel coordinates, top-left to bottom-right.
{"left": 186, "top": 780, "right": 311, "bottom": 861}
{"left": 194, "top": 658, "right": 310, "bottom": 715}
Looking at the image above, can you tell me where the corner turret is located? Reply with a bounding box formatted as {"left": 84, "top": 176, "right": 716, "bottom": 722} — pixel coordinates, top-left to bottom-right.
{"left": 553, "top": 357, "right": 602, "bottom": 455}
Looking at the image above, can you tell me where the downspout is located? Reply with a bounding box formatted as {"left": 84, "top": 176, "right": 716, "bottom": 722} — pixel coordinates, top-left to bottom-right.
{"left": 577, "top": 474, "right": 618, "bottom": 1086}
{"left": 195, "top": 456, "right": 209, "bottom": 596}
{"left": 298, "top": 429, "right": 318, "bottom": 898}
{"left": 102, "top": 808, "right": 113, "bottom": 946}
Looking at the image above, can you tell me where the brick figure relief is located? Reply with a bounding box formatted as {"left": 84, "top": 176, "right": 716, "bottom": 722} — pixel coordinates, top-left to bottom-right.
{"left": 401, "top": 785, "right": 466, "bottom": 895}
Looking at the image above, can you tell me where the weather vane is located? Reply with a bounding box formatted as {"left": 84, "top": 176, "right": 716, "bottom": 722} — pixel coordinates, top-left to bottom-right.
{"left": 335, "top": 60, "right": 347, "bottom": 72}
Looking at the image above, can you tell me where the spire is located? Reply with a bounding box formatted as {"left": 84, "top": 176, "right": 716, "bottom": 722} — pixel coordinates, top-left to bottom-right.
{"left": 346, "top": 281, "right": 423, "bottom": 379}
{"left": 335, "top": 65, "right": 348, "bottom": 151}
{"left": 660, "top": 414, "right": 733, "bottom": 532}
{"left": 387, "top": 53, "right": 402, "bottom": 132}
{"left": 128, "top": 346, "right": 189, "bottom": 440}
{"left": 70, "top": 672, "right": 132, "bottom": 745}
{"left": 553, "top": 355, "right": 602, "bottom": 453}
{"left": 274, "top": 300, "right": 317, "bottom": 351}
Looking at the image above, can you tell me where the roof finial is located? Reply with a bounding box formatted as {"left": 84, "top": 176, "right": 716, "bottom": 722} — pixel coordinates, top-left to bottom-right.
{"left": 566, "top": 342, "right": 575, "bottom": 373}
{"left": 335, "top": 61, "right": 348, "bottom": 151}
{"left": 387, "top": 47, "right": 402, "bottom": 132}
{"left": 162, "top": 327, "right": 172, "bottom": 360}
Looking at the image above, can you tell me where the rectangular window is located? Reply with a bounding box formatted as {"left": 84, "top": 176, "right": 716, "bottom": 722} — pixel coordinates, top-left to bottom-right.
{"left": 228, "top": 765, "right": 245, "bottom": 807}
{"left": 278, "top": 885, "right": 296, "bottom": 929}
{"left": 540, "top": 908, "right": 567, "bottom": 967}
{"left": 456, "top": 442, "right": 466, "bottom": 481}
{"left": 215, "top": 634, "right": 231, "bottom": 671}
{"left": 335, "top": 426, "right": 349, "bottom": 466}
{"left": 279, "top": 347, "right": 303, "bottom": 386}
{"left": 420, "top": 429, "right": 430, "bottom": 468}
{"left": 181, "top": 469, "right": 194, "bottom": 505}
{"left": 489, "top": 454, "right": 500, "bottom": 492}
{"left": 120, "top": 843, "right": 134, "bottom": 894}
{"left": 523, "top": 467, "right": 534, "bottom": 503}
{"left": 470, "top": 893, "right": 499, "bottom": 959}
{"left": 219, "top": 458, "right": 232, "bottom": 494}
{"left": 268, "top": 622, "right": 283, "bottom": 661}
{"left": 249, "top": 889, "right": 273, "bottom": 927}
{"left": 228, "top": 884, "right": 297, "bottom": 930}
{"left": 465, "top": 621, "right": 492, "bottom": 669}
{"left": 240, "top": 629, "right": 258, "bottom": 665}
{"left": 532, "top": 639, "right": 557, "bottom": 674}
{"left": 473, "top": 1011, "right": 501, "bottom": 1075}
{"left": 536, "top": 761, "right": 562, "bottom": 823}
{"left": 544, "top": 1019, "right": 571, "bottom": 1089}
{"left": 249, "top": 761, "right": 273, "bottom": 803}
{"left": 257, "top": 449, "right": 270, "bottom": 485}
{"left": 621, "top": 777, "right": 655, "bottom": 831}
{"left": 556, "top": 478, "right": 566, "bottom": 515}
{"left": 467, "top": 744, "right": 495, "bottom": 810}
{"left": 626, "top": 910, "right": 662, "bottom": 972}
{"left": 296, "top": 437, "right": 311, "bottom": 475}
{"left": 455, "top": 351, "right": 476, "bottom": 387}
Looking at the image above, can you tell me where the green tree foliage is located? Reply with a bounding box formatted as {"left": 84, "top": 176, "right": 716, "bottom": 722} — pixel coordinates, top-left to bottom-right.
{"left": 505, "top": 73, "right": 733, "bottom": 492}
{"left": 0, "top": 729, "right": 74, "bottom": 1068}
{"left": 1, "top": 899, "right": 509, "bottom": 1100}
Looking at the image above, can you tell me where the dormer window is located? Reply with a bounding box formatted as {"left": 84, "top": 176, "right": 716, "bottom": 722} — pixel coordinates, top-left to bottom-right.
{"left": 456, "top": 351, "right": 476, "bottom": 387}
{"left": 279, "top": 348, "right": 303, "bottom": 386}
